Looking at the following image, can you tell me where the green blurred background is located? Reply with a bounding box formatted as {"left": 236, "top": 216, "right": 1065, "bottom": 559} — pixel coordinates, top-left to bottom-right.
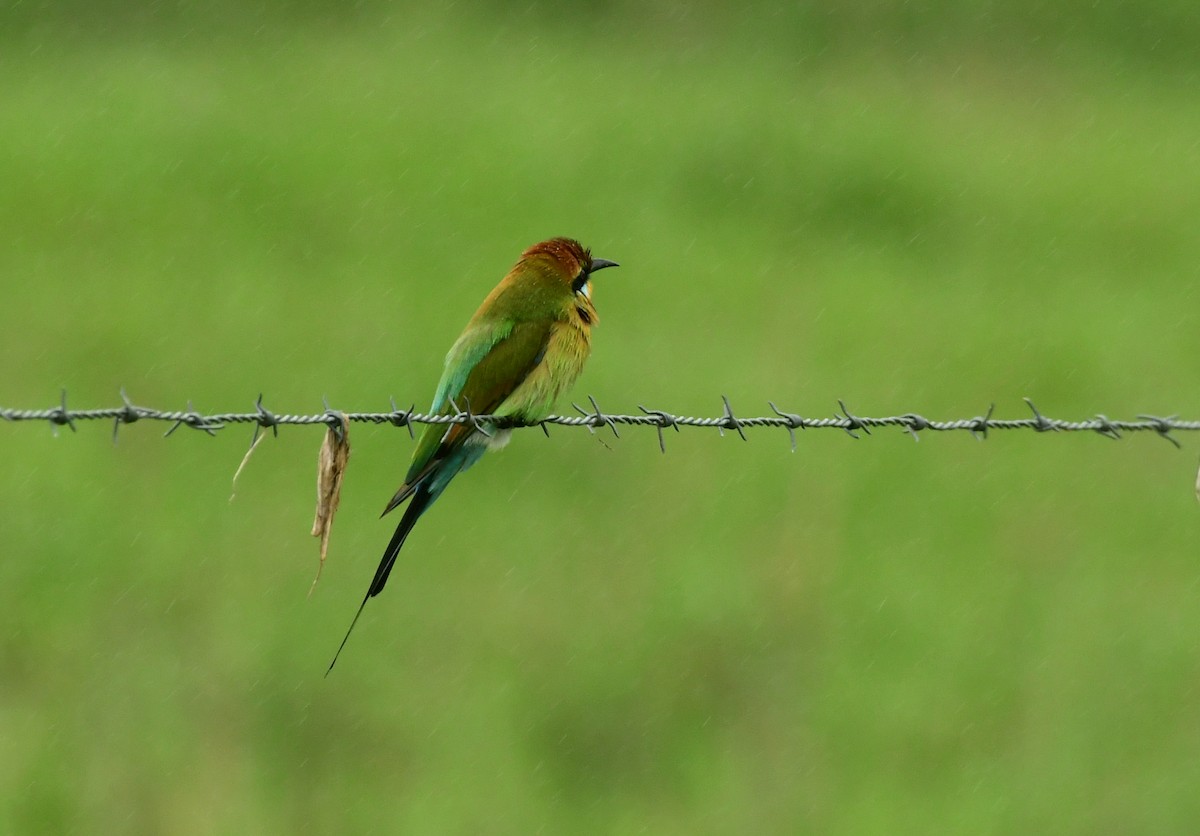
{"left": 3, "top": 1, "right": 1200, "bottom": 832}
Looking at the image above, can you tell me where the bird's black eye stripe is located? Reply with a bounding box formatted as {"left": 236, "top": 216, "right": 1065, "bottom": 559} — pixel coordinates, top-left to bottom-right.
{"left": 572, "top": 271, "right": 588, "bottom": 292}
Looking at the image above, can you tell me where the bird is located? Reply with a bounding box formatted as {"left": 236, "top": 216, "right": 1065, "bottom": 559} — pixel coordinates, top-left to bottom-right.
{"left": 327, "top": 238, "right": 618, "bottom": 673}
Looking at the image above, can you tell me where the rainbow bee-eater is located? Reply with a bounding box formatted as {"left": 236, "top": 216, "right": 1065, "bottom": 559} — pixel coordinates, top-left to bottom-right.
{"left": 328, "top": 238, "right": 618, "bottom": 672}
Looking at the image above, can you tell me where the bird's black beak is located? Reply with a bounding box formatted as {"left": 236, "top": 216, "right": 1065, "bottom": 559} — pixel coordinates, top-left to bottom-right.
{"left": 588, "top": 258, "right": 619, "bottom": 274}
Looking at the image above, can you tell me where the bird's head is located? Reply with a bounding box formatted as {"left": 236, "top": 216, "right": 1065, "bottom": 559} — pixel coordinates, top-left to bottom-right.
{"left": 520, "top": 237, "right": 619, "bottom": 303}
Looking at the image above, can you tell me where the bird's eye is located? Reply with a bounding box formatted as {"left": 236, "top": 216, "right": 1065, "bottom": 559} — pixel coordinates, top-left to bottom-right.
{"left": 571, "top": 271, "right": 588, "bottom": 293}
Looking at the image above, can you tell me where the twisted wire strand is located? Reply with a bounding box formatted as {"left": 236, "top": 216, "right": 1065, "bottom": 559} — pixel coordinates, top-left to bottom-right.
{"left": 2, "top": 391, "right": 1197, "bottom": 451}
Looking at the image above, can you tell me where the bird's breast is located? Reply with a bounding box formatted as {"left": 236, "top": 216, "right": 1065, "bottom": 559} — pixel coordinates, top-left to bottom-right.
{"left": 494, "top": 317, "right": 592, "bottom": 423}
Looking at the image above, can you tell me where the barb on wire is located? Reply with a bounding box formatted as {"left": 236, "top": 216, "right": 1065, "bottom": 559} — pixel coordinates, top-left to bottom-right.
{"left": 719, "top": 396, "right": 747, "bottom": 440}
{"left": 573, "top": 395, "right": 620, "bottom": 439}
{"left": 253, "top": 393, "right": 280, "bottom": 439}
{"left": 639, "top": 404, "right": 681, "bottom": 453}
{"left": 837, "top": 399, "right": 869, "bottom": 439}
{"left": 2, "top": 393, "right": 1199, "bottom": 449}
{"left": 387, "top": 397, "right": 416, "bottom": 438}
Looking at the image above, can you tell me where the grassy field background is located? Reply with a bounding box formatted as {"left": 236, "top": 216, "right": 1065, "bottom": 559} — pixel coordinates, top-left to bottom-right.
{"left": 3, "top": 2, "right": 1200, "bottom": 832}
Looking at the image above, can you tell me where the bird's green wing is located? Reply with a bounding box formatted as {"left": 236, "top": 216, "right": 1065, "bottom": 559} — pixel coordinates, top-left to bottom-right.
{"left": 385, "top": 317, "right": 552, "bottom": 513}
{"left": 444, "top": 320, "right": 554, "bottom": 412}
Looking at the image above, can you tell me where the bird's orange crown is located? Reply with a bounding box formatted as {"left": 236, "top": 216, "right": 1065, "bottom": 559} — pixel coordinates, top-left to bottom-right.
{"left": 521, "top": 237, "right": 591, "bottom": 280}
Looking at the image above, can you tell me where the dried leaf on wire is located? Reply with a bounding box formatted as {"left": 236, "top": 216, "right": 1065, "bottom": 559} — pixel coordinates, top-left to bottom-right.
{"left": 311, "top": 414, "right": 351, "bottom": 596}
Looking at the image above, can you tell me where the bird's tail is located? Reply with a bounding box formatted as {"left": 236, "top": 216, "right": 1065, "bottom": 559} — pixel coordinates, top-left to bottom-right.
{"left": 326, "top": 484, "right": 436, "bottom": 675}
{"left": 369, "top": 484, "right": 435, "bottom": 598}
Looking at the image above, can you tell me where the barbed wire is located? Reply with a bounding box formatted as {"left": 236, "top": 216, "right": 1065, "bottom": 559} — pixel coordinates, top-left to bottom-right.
{"left": 1, "top": 390, "right": 1197, "bottom": 452}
